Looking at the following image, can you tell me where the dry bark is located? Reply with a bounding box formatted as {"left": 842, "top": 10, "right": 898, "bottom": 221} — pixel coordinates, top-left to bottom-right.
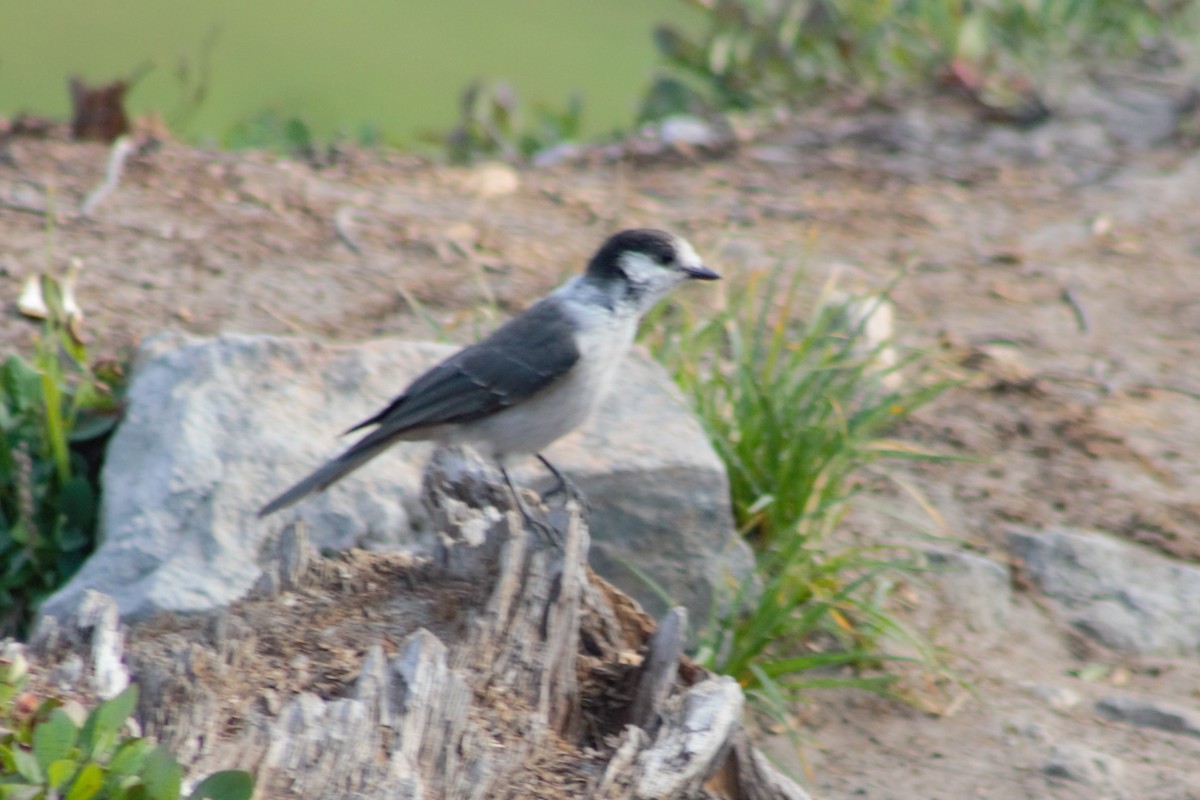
{"left": 27, "top": 448, "right": 809, "bottom": 799}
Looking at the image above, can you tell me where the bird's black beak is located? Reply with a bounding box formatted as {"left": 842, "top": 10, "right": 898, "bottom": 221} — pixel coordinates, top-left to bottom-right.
{"left": 683, "top": 263, "right": 721, "bottom": 280}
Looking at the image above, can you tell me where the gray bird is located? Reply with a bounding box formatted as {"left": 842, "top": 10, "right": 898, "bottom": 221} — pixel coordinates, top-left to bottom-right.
{"left": 258, "top": 228, "right": 719, "bottom": 519}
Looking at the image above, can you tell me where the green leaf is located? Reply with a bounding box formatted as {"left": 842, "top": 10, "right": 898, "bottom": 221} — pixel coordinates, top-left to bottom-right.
{"left": 141, "top": 746, "right": 182, "bottom": 800}
{"left": 47, "top": 757, "right": 80, "bottom": 789}
{"left": 55, "top": 523, "right": 91, "bottom": 554}
{"left": 188, "top": 771, "right": 254, "bottom": 800}
{"left": 0, "top": 785, "right": 43, "bottom": 800}
{"left": 39, "top": 275, "right": 66, "bottom": 323}
{"left": 80, "top": 684, "right": 138, "bottom": 760}
{"left": 108, "top": 737, "right": 149, "bottom": 776}
{"left": 1, "top": 355, "right": 43, "bottom": 415}
{"left": 283, "top": 117, "right": 313, "bottom": 152}
{"left": 0, "top": 745, "right": 17, "bottom": 773}
{"left": 6, "top": 518, "right": 31, "bottom": 549}
{"left": 57, "top": 326, "right": 88, "bottom": 367}
{"left": 65, "top": 762, "right": 104, "bottom": 800}
{"left": 33, "top": 707, "right": 78, "bottom": 771}
{"left": 57, "top": 476, "right": 96, "bottom": 539}
{"left": 37, "top": 369, "right": 71, "bottom": 486}
{"left": 10, "top": 746, "right": 42, "bottom": 783}
{"left": 68, "top": 413, "right": 119, "bottom": 443}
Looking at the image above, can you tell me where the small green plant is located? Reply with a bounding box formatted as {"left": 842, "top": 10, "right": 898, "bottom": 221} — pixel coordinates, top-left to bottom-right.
{"left": 443, "top": 79, "right": 585, "bottom": 164}
{"left": 223, "top": 109, "right": 317, "bottom": 154}
{"left": 646, "top": 263, "right": 956, "bottom": 712}
{"left": 0, "top": 652, "right": 253, "bottom": 799}
{"left": 645, "top": 0, "right": 1200, "bottom": 121}
{"left": 221, "top": 104, "right": 390, "bottom": 159}
{"left": 1, "top": 276, "right": 122, "bottom": 637}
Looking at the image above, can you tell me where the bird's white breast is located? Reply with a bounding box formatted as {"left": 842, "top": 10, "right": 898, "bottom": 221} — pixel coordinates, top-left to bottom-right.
{"left": 457, "top": 286, "right": 639, "bottom": 462}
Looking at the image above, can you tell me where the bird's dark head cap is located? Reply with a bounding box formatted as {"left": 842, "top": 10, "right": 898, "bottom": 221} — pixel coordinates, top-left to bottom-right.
{"left": 586, "top": 229, "right": 719, "bottom": 283}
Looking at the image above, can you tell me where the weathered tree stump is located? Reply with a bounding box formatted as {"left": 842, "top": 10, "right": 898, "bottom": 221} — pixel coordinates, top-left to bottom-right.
{"left": 27, "top": 448, "right": 809, "bottom": 799}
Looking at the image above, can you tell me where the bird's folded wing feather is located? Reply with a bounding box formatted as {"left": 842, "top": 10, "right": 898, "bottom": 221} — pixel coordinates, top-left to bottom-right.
{"left": 348, "top": 299, "right": 581, "bottom": 436}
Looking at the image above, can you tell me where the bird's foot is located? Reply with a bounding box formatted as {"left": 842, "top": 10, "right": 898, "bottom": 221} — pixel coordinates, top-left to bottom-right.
{"left": 536, "top": 454, "right": 589, "bottom": 511}
{"left": 541, "top": 474, "right": 587, "bottom": 505}
{"left": 501, "top": 465, "right": 561, "bottom": 547}
{"left": 522, "top": 510, "right": 561, "bottom": 547}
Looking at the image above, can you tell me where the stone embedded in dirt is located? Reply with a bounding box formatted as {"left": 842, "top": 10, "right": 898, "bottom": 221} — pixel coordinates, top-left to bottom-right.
{"left": 1062, "top": 79, "right": 1193, "bottom": 149}
{"left": 1021, "top": 682, "right": 1082, "bottom": 712}
{"left": 39, "top": 332, "right": 752, "bottom": 625}
{"left": 1042, "top": 743, "right": 1126, "bottom": 789}
{"left": 1096, "top": 694, "right": 1200, "bottom": 739}
{"left": 915, "top": 548, "right": 1012, "bottom": 643}
{"left": 1007, "top": 527, "right": 1200, "bottom": 656}
{"left": 1009, "top": 720, "right": 1051, "bottom": 745}
{"left": 961, "top": 343, "right": 1035, "bottom": 388}
{"left": 658, "top": 116, "right": 723, "bottom": 148}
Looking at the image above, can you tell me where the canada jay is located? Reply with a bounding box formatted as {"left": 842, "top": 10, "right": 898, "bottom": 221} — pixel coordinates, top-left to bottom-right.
{"left": 258, "top": 228, "right": 719, "bottom": 518}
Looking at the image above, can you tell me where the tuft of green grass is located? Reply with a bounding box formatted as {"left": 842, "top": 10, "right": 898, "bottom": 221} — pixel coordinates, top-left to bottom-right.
{"left": 644, "top": 0, "right": 1200, "bottom": 121}
{"left": 645, "top": 261, "right": 957, "bottom": 713}
{"left": 1, "top": 276, "right": 123, "bottom": 638}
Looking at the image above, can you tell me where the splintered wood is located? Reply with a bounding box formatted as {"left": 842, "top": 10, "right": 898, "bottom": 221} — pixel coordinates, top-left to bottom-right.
{"left": 28, "top": 448, "right": 809, "bottom": 799}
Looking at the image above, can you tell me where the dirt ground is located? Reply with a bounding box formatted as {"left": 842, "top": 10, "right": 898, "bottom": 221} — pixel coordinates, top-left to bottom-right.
{"left": 3, "top": 82, "right": 1200, "bottom": 798}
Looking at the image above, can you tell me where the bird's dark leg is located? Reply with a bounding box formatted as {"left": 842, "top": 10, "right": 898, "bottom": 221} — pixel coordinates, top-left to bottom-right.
{"left": 536, "top": 453, "right": 584, "bottom": 504}
{"left": 500, "top": 465, "right": 559, "bottom": 546}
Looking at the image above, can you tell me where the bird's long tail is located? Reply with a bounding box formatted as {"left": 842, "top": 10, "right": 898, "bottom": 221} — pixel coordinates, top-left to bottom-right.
{"left": 257, "top": 428, "right": 399, "bottom": 517}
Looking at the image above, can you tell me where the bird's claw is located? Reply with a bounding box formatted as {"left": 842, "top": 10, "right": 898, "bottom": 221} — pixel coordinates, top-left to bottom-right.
{"left": 501, "top": 465, "right": 562, "bottom": 547}
{"left": 535, "top": 453, "right": 589, "bottom": 511}
{"left": 524, "top": 513, "right": 562, "bottom": 547}
{"left": 512, "top": 496, "right": 561, "bottom": 547}
{"left": 541, "top": 474, "right": 586, "bottom": 506}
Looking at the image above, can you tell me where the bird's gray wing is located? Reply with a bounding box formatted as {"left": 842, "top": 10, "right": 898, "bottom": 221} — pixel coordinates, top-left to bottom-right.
{"left": 348, "top": 298, "right": 581, "bottom": 434}
{"left": 258, "top": 299, "right": 579, "bottom": 517}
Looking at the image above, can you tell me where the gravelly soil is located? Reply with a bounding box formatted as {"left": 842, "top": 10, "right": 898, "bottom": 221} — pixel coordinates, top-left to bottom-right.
{"left": 3, "top": 80, "right": 1200, "bottom": 797}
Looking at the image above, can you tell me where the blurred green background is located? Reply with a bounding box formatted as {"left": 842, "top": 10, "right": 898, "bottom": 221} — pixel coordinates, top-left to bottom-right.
{"left": 0, "top": 0, "right": 694, "bottom": 145}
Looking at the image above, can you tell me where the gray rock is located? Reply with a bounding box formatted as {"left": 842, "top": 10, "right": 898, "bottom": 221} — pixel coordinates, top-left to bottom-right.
{"left": 1061, "top": 80, "right": 1188, "bottom": 148}
{"left": 921, "top": 548, "right": 1012, "bottom": 635}
{"left": 1022, "top": 683, "right": 1083, "bottom": 712}
{"left": 1096, "top": 694, "right": 1200, "bottom": 738}
{"left": 40, "top": 333, "right": 752, "bottom": 624}
{"left": 1042, "top": 743, "right": 1125, "bottom": 789}
{"left": 1008, "top": 527, "right": 1200, "bottom": 655}
{"left": 1007, "top": 720, "right": 1050, "bottom": 745}
{"left": 905, "top": 548, "right": 1013, "bottom": 652}
{"left": 530, "top": 142, "right": 584, "bottom": 168}
{"left": 658, "top": 116, "right": 723, "bottom": 148}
